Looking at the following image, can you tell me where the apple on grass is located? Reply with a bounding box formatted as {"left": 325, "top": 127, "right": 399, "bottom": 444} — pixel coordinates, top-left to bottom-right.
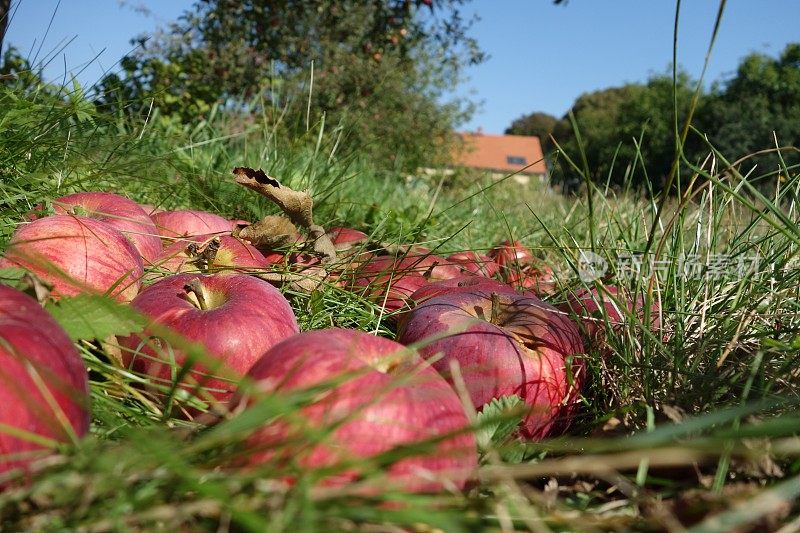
{"left": 397, "top": 289, "right": 585, "bottom": 440}
{"left": 349, "top": 253, "right": 462, "bottom": 314}
{"left": 326, "top": 226, "right": 370, "bottom": 252}
{"left": 149, "top": 234, "right": 275, "bottom": 274}
{"left": 138, "top": 203, "right": 165, "bottom": 216}
{"left": 119, "top": 273, "right": 299, "bottom": 416}
{"left": 559, "top": 284, "right": 666, "bottom": 355}
{"left": 407, "top": 275, "right": 525, "bottom": 305}
{"left": 33, "top": 191, "right": 162, "bottom": 263}
{"left": 490, "top": 239, "right": 557, "bottom": 295}
{"left": 0, "top": 285, "right": 90, "bottom": 480}
{"left": 151, "top": 209, "right": 235, "bottom": 241}
{"left": 446, "top": 250, "right": 499, "bottom": 278}
{"left": 0, "top": 215, "right": 144, "bottom": 302}
{"left": 235, "top": 328, "right": 477, "bottom": 493}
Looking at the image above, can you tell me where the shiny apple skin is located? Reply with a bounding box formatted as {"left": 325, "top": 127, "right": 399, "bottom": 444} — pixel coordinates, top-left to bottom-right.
{"left": 150, "top": 234, "right": 272, "bottom": 273}
{"left": 408, "top": 275, "right": 522, "bottom": 305}
{"left": 0, "top": 215, "right": 144, "bottom": 302}
{"left": 327, "top": 226, "right": 370, "bottom": 250}
{"left": 397, "top": 290, "right": 585, "bottom": 440}
{"left": 238, "top": 328, "right": 477, "bottom": 492}
{"left": 151, "top": 209, "right": 234, "bottom": 240}
{"left": 0, "top": 285, "right": 90, "bottom": 478}
{"left": 119, "top": 273, "right": 299, "bottom": 410}
{"left": 446, "top": 251, "right": 500, "bottom": 278}
{"left": 41, "top": 191, "right": 162, "bottom": 263}
{"left": 350, "top": 254, "right": 461, "bottom": 313}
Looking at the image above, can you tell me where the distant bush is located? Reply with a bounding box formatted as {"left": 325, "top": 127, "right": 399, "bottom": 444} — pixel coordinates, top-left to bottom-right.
{"left": 95, "top": 0, "right": 484, "bottom": 173}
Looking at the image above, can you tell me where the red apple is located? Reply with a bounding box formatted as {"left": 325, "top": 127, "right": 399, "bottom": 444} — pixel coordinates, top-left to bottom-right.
{"left": 327, "top": 226, "right": 370, "bottom": 252}
{"left": 237, "top": 328, "right": 477, "bottom": 492}
{"left": 446, "top": 251, "right": 499, "bottom": 278}
{"left": 138, "top": 203, "right": 164, "bottom": 216}
{"left": 119, "top": 273, "right": 299, "bottom": 414}
{"left": 0, "top": 215, "right": 144, "bottom": 301}
{"left": 37, "top": 192, "right": 162, "bottom": 263}
{"left": 0, "top": 285, "right": 90, "bottom": 478}
{"left": 408, "top": 275, "right": 522, "bottom": 305}
{"left": 230, "top": 218, "right": 251, "bottom": 229}
{"left": 151, "top": 209, "right": 234, "bottom": 240}
{"left": 349, "top": 253, "right": 462, "bottom": 314}
{"left": 397, "top": 289, "right": 585, "bottom": 440}
{"left": 505, "top": 261, "right": 557, "bottom": 295}
{"left": 149, "top": 235, "right": 274, "bottom": 274}
{"left": 489, "top": 239, "right": 535, "bottom": 269}
{"left": 490, "top": 240, "right": 557, "bottom": 295}
{"left": 559, "top": 285, "right": 665, "bottom": 354}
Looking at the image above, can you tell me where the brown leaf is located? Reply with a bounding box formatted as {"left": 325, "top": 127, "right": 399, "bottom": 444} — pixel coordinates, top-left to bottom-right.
{"left": 237, "top": 215, "right": 299, "bottom": 249}
{"left": 233, "top": 167, "right": 338, "bottom": 264}
{"left": 232, "top": 167, "right": 314, "bottom": 228}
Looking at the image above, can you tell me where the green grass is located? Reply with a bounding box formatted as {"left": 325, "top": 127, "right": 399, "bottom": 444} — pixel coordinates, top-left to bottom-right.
{"left": 1, "top": 37, "right": 800, "bottom": 533}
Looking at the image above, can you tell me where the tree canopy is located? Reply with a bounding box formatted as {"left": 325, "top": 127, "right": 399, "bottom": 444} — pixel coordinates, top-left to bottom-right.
{"left": 505, "top": 112, "right": 558, "bottom": 151}
{"left": 512, "top": 43, "right": 800, "bottom": 193}
{"left": 97, "top": 0, "right": 485, "bottom": 171}
{"left": 698, "top": 43, "right": 800, "bottom": 183}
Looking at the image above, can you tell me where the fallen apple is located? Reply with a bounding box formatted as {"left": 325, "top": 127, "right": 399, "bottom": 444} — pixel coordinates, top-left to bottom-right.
{"left": 505, "top": 261, "right": 557, "bottom": 295}
{"left": 236, "top": 328, "right": 477, "bottom": 492}
{"left": 0, "top": 285, "right": 90, "bottom": 479}
{"left": 489, "top": 239, "right": 535, "bottom": 270}
{"left": 119, "top": 272, "right": 299, "bottom": 414}
{"left": 151, "top": 209, "right": 235, "bottom": 240}
{"left": 326, "top": 226, "right": 370, "bottom": 252}
{"left": 0, "top": 215, "right": 144, "bottom": 302}
{"left": 349, "top": 253, "right": 461, "bottom": 313}
{"left": 446, "top": 251, "right": 499, "bottom": 278}
{"left": 490, "top": 240, "right": 556, "bottom": 295}
{"left": 138, "top": 203, "right": 164, "bottom": 216}
{"left": 559, "top": 285, "right": 665, "bottom": 355}
{"left": 37, "top": 191, "right": 162, "bottom": 263}
{"left": 397, "top": 289, "right": 585, "bottom": 439}
{"left": 149, "top": 234, "right": 275, "bottom": 274}
{"left": 408, "top": 275, "right": 522, "bottom": 305}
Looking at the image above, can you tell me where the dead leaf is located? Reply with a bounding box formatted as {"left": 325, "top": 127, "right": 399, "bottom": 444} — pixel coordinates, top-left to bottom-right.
{"left": 237, "top": 215, "right": 299, "bottom": 249}
{"left": 233, "top": 167, "right": 338, "bottom": 265}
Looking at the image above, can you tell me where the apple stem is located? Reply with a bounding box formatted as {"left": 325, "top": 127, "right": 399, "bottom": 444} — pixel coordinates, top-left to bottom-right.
{"left": 183, "top": 279, "right": 208, "bottom": 310}
{"left": 423, "top": 260, "right": 439, "bottom": 280}
{"left": 490, "top": 291, "right": 501, "bottom": 323}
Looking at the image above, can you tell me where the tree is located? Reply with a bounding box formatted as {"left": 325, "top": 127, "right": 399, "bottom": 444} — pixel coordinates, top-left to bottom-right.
{"left": 549, "top": 72, "right": 696, "bottom": 192}
{"left": 697, "top": 43, "right": 800, "bottom": 185}
{"left": 98, "top": 0, "right": 485, "bottom": 171}
{"left": 505, "top": 112, "right": 558, "bottom": 151}
{"left": 549, "top": 84, "right": 645, "bottom": 191}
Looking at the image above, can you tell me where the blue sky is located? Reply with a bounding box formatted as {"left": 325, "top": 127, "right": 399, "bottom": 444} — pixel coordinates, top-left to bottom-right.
{"left": 5, "top": 1, "right": 799, "bottom": 134}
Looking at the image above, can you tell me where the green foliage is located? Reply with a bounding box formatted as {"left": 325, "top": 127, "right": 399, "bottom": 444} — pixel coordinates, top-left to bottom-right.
{"left": 504, "top": 111, "right": 558, "bottom": 150}
{"left": 698, "top": 43, "right": 800, "bottom": 186}
{"left": 548, "top": 72, "right": 695, "bottom": 192}
{"left": 518, "top": 43, "right": 800, "bottom": 194}
{"left": 475, "top": 394, "right": 525, "bottom": 450}
{"left": 44, "top": 295, "right": 145, "bottom": 342}
{"left": 96, "top": 0, "right": 483, "bottom": 172}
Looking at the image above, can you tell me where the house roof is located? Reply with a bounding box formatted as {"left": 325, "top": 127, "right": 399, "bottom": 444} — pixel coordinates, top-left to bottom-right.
{"left": 454, "top": 133, "right": 547, "bottom": 175}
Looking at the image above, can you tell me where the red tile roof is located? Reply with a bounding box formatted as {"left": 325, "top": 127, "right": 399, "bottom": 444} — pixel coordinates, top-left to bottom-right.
{"left": 454, "top": 133, "right": 547, "bottom": 175}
